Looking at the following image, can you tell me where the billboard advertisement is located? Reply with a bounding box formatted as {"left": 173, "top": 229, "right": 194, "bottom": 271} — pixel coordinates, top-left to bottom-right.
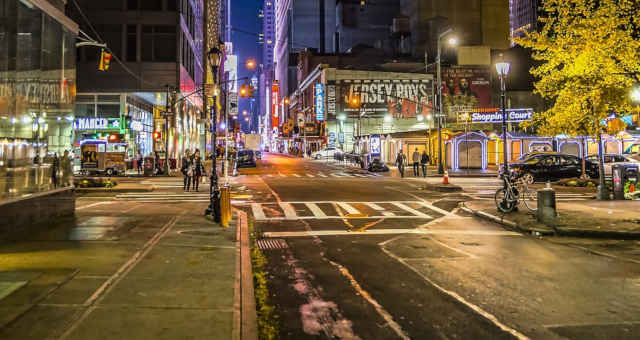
{"left": 342, "top": 79, "right": 433, "bottom": 118}
{"left": 271, "top": 83, "right": 279, "bottom": 128}
{"left": 441, "top": 67, "right": 492, "bottom": 110}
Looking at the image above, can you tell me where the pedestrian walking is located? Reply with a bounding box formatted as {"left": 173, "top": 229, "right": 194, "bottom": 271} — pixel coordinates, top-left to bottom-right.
{"left": 412, "top": 148, "right": 420, "bottom": 176}
{"left": 420, "top": 150, "right": 430, "bottom": 178}
{"left": 192, "top": 149, "right": 206, "bottom": 192}
{"left": 51, "top": 153, "right": 59, "bottom": 188}
{"left": 136, "top": 151, "right": 143, "bottom": 174}
{"left": 61, "top": 150, "right": 72, "bottom": 186}
{"left": 396, "top": 150, "right": 406, "bottom": 178}
{"left": 181, "top": 149, "right": 193, "bottom": 191}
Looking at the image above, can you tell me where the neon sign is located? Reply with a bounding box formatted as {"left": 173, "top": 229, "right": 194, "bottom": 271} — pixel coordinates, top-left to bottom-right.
{"left": 315, "top": 83, "right": 325, "bottom": 121}
{"left": 74, "top": 118, "right": 120, "bottom": 130}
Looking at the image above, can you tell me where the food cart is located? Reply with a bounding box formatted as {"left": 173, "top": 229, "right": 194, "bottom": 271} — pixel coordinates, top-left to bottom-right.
{"left": 80, "top": 140, "right": 127, "bottom": 176}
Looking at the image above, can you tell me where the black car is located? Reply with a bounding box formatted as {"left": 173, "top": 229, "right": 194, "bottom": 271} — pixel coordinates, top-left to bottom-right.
{"left": 236, "top": 150, "right": 257, "bottom": 168}
{"left": 509, "top": 153, "right": 599, "bottom": 184}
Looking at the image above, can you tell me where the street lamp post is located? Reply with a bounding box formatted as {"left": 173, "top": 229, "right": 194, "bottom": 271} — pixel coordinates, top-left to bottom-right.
{"left": 496, "top": 56, "right": 511, "bottom": 173}
{"left": 436, "top": 28, "right": 456, "bottom": 174}
{"left": 205, "top": 47, "right": 222, "bottom": 222}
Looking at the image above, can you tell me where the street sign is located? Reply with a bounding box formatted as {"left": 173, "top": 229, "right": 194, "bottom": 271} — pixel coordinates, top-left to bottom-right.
{"left": 467, "top": 108, "right": 533, "bottom": 124}
{"left": 328, "top": 132, "right": 336, "bottom": 146}
{"left": 229, "top": 92, "right": 238, "bottom": 115}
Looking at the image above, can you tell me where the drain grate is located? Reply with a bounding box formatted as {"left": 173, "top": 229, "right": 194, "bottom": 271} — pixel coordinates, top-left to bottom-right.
{"left": 257, "top": 238, "right": 288, "bottom": 250}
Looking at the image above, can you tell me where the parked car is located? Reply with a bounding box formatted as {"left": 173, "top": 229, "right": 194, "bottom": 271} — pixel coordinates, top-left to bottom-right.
{"left": 367, "top": 158, "right": 389, "bottom": 172}
{"left": 236, "top": 150, "right": 257, "bottom": 168}
{"left": 586, "top": 154, "right": 640, "bottom": 177}
{"left": 509, "top": 153, "right": 599, "bottom": 184}
{"left": 311, "top": 147, "right": 342, "bottom": 159}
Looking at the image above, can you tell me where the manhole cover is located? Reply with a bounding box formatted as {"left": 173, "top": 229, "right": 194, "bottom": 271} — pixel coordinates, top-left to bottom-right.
{"left": 257, "top": 238, "right": 288, "bottom": 250}
{"left": 178, "top": 230, "right": 221, "bottom": 237}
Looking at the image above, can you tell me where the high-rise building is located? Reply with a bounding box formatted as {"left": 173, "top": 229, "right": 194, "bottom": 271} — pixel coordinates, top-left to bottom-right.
{"left": 509, "top": 0, "right": 537, "bottom": 41}
{"left": 399, "top": 0, "right": 510, "bottom": 59}
{"left": 259, "top": 0, "right": 275, "bottom": 138}
{"left": 67, "top": 0, "right": 204, "bottom": 163}
{"left": 335, "top": 0, "right": 401, "bottom": 53}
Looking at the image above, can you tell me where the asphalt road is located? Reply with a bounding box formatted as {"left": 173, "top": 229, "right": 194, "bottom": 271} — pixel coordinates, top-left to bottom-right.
{"left": 235, "top": 153, "right": 640, "bottom": 340}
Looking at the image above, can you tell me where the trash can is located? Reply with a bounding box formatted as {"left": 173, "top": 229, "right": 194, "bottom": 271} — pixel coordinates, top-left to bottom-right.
{"left": 612, "top": 164, "right": 639, "bottom": 200}
{"left": 143, "top": 157, "right": 155, "bottom": 177}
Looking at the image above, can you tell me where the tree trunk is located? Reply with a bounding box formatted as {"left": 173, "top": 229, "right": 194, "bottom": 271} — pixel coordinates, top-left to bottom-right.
{"left": 580, "top": 136, "right": 587, "bottom": 179}
{"left": 597, "top": 132, "right": 608, "bottom": 200}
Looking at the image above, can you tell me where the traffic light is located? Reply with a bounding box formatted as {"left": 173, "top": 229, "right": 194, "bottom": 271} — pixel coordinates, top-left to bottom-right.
{"left": 153, "top": 131, "right": 162, "bottom": 140}
{"left": 108, "top": 133, "right": 122, "bottom": 142}
{"left": 239, "top": 84, "right": 248, "bottom": 98}
{"left": 98, "top": 49, "right": 112, "bottom": 71}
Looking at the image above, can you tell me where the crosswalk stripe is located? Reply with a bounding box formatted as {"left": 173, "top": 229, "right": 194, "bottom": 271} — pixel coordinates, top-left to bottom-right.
{"left": 293, "top": 174, "right": 302, "bottom": 177}
{"left": 251, "top": 203, "right": 266, "bottom": 220}
{"left": 264, "top": 229, "right": 522, "bottom": 238}
{"left": 279, "top": 173, "right": 286, "bottom": 177}
{"left": 279, "top": 202, "right": 297, "bottom": 219}
{"left": 366, "top": 202, "right": 385, "bottom": 210}
{"left": 417, "top": 201, "right": 455, "bottom": 216}
{"left": 353, "top": 174, "right": 368, "bottom": 178}
{"left": 330, "top": 174, "right": 341, "bottom": 178}
{"left": 266, "top": 174, "right": 273, "bottom": 177}
{"left": 318, "top": 172, "right": 328, "bottom": 177}
{"left": 392, "top": 202, "right": 432, "bottom": 218}
{"left": 305, "top": 202, "right": 327, "bottom": 217}
{"left": 337, "top": 202, "right": 360, "bottom": 215}
{"left": 306, "top": 174, "right": 315, "bottom": 178}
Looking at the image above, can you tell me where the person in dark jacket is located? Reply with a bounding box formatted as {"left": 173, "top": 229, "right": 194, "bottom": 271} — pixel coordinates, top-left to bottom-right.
{"left": 181, "top": 149, "right": 192, "bottom": 191}
{"left": 420, "top": 150, "right": 430, "bottom": 178}
{"left": 51, "top": 153, "right": 59, "bottom": 188}
{"left": 192, "top": 149, "right": 206, "bottom": 192}
{"left": 396, "top": 150, "right": 406, "bottom": 178}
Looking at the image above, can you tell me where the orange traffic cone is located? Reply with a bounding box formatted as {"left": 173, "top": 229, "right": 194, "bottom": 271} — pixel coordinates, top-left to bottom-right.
{"left": 443, "top": 171, "right": 449, "bottom": 185}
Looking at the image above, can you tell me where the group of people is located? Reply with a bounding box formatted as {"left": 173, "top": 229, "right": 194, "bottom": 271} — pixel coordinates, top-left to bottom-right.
{"left": 50, "top": 150, "right": 73, "bottom": 188}
{"left": 180, "top": 149, "right": 206, "bottom": 191}
{"left": 396, "top": 148, "right": 430, "bottom": 178}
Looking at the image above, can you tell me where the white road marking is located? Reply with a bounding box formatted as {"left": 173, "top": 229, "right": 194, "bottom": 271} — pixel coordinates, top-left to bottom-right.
{"left": 330, "top": 261, "right": 411, "bottom": 340}
{"left": 266, "top": 174, "right": 273, "bottom": 177}
{"left": 251, "top": 203, "right": 266, "bottom": 220}
{"left": 380, "top": 247, "right": 529, "bottom": 340}
{"left": 264, "top": 229, "right": 522, "bottom": 237}
{"left": 76, "top": 201, "right": 115, "bottom": 210}
{"left": 292, "top": 174, "right": 301, "bottom": 177}
{"left": 382, "top": 211, "right": 396, "bottom": 216}
{"left": 365, "top": 202, "right": 385, "bottom": 211}
{"left": 392, "top": 202, "right": 432, "bottom": 218}
{"left": 305, "top": 202, "right": 327, "bottom": 217}
{"left": 279, "top": 202, "right": 297, "bottom": 219}
{"left": 337, "top": 202, "right": 361, "bottom": 215}
{"left": 416, "top": 201, "right": 456, "bottom": 217}
{"left": 317, "top": 172, "right": 328, "bottom": 177}
{"left": 330, "top": 173, "right": 341, "bottom": 178}
{"left": 306, "top": 173, "right": 315, "bottom": 178}
{"left": 279, "top": 173, "right": 286, "bottom": 177}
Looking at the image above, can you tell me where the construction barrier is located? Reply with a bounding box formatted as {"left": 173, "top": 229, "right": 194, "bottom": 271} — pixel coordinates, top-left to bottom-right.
{"left": 220, "top": 184, "right": 232, "bottom": 227}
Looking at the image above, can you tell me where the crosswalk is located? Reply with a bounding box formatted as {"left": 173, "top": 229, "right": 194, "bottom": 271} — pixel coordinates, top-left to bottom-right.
{"left": 260, "top": 172, "right": 381, "bottom": 179}
{"left": 248, "top": 201, "right": 451, "bottom": 221}
{"left": 115, "top": 192, "right": 250, "bottom": 204}
{"left": 463, "top": 185, "right": 595, "bottom": 201}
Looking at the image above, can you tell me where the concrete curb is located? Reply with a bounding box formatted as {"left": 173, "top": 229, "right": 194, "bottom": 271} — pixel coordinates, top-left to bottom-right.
{"left": 233, "top": 210, "right": 258, "bottom": 340}
{"left": 460, "top": 202, "right": 640, "bottom": 239}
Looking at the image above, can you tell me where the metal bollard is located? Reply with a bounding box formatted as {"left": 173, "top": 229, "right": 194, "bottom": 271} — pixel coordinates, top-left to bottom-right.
{"left": 220, "top": 185, "right": 231, "bottom": 227}
{"left": 536, "top": 184, "right": 557, "bottom": 226}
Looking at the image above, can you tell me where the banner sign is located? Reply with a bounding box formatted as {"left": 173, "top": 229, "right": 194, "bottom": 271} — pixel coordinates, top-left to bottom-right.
{"left": 327, "top": 85, "right": 336, "bottom": 118}
{"left": 469, "top": 108, "right": 533, "bottom": 123}
{"left": 271, "top": 83, "right": 279, "bottom": 128}
{"left": 74, "top": 118, "right": 121, "bottom": 130}
{"left": 315, "top": 83, "right": 325, "bottom": 121}
{"left": 342, "top": 79, "right": 433, "bottom": 118}
{"left": 370, "top": 134, "right": 381, "bottom": 155}
{"left": 442, "top": 67, "right": 492, "bottom": 110}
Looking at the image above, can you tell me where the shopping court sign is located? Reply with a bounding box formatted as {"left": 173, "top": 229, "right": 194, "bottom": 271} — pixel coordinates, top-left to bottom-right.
{"left": 466, "top": 108, "right": 533, "bottom": 124}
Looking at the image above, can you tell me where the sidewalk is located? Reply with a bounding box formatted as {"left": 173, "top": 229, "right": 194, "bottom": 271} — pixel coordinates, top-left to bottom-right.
{"left": 462, "top": 199, "right": 640, "bottom": 239}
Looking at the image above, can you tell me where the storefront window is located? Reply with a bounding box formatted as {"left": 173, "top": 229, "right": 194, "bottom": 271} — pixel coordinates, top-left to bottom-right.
{"left": 0, "top": 0, "right": 77, "bottom": 199}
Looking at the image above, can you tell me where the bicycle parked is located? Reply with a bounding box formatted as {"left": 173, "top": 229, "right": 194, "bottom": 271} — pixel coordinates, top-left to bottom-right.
{"left": 495, "top": 169, "right": 538, "bottom": 213}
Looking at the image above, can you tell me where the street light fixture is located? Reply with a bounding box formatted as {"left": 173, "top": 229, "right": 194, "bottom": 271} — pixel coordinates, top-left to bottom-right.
{"left": 631, "top": 86, "right": 640, "bottom": 103}
{"left": 495, "top": 55, "right": 511, "bottom": 173}
{"left": 205, "top": 46, "right": 222, "bottom": 222}
{"left": 245, "top": 58, "right": 256, "bottom": 70}
{"left": 436, "top": 27, "right": 457, "bottom": 174}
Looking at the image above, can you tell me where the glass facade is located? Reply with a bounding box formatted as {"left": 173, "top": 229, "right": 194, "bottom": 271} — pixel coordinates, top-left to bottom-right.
{"left": 0, "top": 0, "right": 77, "bottom": 199}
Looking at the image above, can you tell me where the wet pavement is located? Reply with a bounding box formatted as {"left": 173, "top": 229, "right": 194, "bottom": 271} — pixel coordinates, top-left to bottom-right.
{"left": 236, "top": 154, "right": 640, "bottom": 340}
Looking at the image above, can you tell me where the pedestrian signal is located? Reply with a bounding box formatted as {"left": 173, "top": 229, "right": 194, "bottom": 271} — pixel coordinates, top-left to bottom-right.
{"left": 99, "top": 50, "right": 112, "bottom": 71}
{"left": 153, "top": 131, "right": 161, "bottom": 140}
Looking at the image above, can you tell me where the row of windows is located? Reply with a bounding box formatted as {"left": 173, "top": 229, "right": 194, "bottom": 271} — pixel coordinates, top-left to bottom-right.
{"left": 77, "top": 25, "right": 177, "bottom": 63}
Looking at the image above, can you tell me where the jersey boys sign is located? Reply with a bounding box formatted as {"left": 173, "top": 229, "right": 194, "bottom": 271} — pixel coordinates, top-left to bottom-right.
{"left": 341, "top": 79, "right": 433, "bottom": 118}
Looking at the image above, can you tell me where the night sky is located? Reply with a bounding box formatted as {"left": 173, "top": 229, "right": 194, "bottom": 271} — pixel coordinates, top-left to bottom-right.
{"left": 231, "top": 0, "right": 263, "bottom": 133}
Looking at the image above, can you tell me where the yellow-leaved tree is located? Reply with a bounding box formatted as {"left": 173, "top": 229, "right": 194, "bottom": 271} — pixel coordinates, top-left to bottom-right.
{"left": 515, "top": 0, "right": 640, "bottom": 199}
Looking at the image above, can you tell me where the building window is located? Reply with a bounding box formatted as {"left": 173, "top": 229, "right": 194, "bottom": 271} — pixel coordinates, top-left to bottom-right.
{"left": 142, "top": 26, "right": 176, "bottom": 62}
{"left": 127, "top": 25, "right": 137, "bottom": 62}
{"left": 127, "top": 0, "right": 139, "bottom": 10}
{"left": 140, "top": 0, "right": 162, "bottom": 11}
